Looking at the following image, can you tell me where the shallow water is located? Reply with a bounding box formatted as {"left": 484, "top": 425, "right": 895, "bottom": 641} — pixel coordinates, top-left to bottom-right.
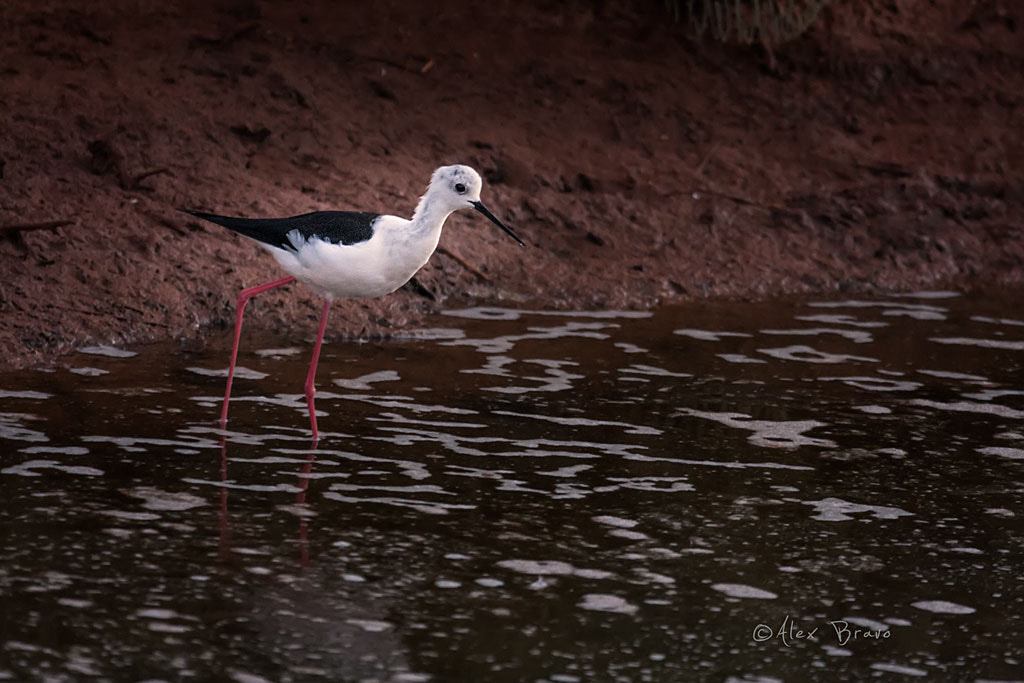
{"left": 2, "top": 292, "right": 1024, "bottom": 681}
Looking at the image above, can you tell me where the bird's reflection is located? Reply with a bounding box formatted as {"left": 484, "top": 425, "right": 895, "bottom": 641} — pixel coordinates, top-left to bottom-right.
{"left": 217, "top": 431, "right": 320, "bottom": 568}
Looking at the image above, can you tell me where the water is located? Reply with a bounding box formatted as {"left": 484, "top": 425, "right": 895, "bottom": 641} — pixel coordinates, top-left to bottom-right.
{"left": 2, "top": 292, "right": 1024, "bottom": 681}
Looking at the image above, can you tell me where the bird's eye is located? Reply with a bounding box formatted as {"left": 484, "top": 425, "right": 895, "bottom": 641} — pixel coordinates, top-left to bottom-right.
{"left": 454, "top": 183, "right": 466, "bottom": 194}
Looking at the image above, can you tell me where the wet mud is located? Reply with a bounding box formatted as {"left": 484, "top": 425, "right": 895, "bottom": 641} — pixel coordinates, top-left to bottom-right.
{"left": 1, "top": 1, "right": 1022, "bottom": 370}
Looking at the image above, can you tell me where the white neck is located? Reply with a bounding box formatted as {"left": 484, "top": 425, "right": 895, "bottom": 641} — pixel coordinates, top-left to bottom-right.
{"left": 410, "top": 191, "right": 455, "bottom": 239}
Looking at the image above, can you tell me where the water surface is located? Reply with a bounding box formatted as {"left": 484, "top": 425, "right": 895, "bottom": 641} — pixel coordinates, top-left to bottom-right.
{"left": 2, "top": 293, "right": 1023, "bottom": 681}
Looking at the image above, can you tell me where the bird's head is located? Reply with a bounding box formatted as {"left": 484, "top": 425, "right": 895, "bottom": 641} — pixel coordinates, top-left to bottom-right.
{"left": 428, "top": 165, "right": 525, "bottom": 246}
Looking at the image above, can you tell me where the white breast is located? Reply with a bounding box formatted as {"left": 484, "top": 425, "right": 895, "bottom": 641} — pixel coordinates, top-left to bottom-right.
{"left": 264, "top": 215, "right": 442, "bottom": 300}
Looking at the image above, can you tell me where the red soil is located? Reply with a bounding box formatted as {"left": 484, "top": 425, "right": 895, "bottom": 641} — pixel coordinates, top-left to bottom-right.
{"left": 1, "top": 0, "right": 1021, "bottom": 370}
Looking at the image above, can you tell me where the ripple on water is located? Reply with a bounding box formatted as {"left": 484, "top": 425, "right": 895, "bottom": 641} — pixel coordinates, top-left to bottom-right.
{"left": 760, "top": 327, "right": 875, "bottom": 343}
{"left": 711, "top": 583, "right": 778, "bottom": 599}
{"left": 334, "top": 370, "right": 401, "bottom": 390}
{"left": 909, "top": 399, "right": 1024, "bottom": 419}
{"left": 1, "top": 459, "right": 103, "bottom": 477}
{"left": 910, "top": 600, "right": 976, "bottom": 615}
{"left": 0, "top": 413, "right": 48, "bottom": 442}
{"left": 674, "top": 329, "right": 751, "bottom": 341}
{"left": 441, "top": 322, "right": 617, "bottom": 354}
{"left": 716, "top": 353, "right": 766, "bottom": 364}
{"left": 0, "top": 390, "right": 52, "bottom": 399}
{"left": 78, "top": 345, "right": 138, "bottom": 358}
{"left": 818, "top": 376, "right": 922, "bottom": 392}
{"left": 802, "top": 497, "right": 914, "bottom": 522}
{"left": 676, "top": 408, "right": 835, "bottom": 449}
{"left": 123, "top": 486, "right": 207, "bottom": 511}
{"left": 497, "top": 559, "right": 615, "bottom": 580}
{"left": 976, "top": 446, "right": 1024, "bottom": 460}
{"left": 757, "top": 345, "right": 878, "bottom": 364}
{"left": 930, "top": 336, "right": 1024, "bottom": 351}
{"left": 578, "top": 594, "right": 638, "bottom": 614}
{"left": 870, "top": 663, "right": 928, "bottom": 677}
{"left": 186, "top": 366, "right": 268, "bottom": 380}
{"left": 68, "top": 366, "right": 109, "bottom": 376}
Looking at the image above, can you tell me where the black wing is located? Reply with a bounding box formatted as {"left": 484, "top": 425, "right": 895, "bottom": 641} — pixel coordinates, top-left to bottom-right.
{"left": 179, "top": 209, "right": 380, "bottom": 250}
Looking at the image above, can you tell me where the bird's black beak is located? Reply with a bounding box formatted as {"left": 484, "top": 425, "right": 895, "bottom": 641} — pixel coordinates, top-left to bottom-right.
{"left": 471, "top": 201, "right": 525, "bottom": 247}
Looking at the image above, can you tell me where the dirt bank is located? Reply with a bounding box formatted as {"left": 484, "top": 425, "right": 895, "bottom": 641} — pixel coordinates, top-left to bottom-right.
{"left": 1, "top": 0, "right": 1021, "bottom": 370}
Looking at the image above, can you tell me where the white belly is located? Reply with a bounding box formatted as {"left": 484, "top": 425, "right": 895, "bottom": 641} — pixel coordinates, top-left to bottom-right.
{"left": 265, "top": 217, "right": 441, "bottom": 300}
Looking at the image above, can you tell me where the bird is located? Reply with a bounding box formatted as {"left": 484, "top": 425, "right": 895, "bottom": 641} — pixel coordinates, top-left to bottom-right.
{"left": 181, "top": 164, "right": 524, "bottom": 439}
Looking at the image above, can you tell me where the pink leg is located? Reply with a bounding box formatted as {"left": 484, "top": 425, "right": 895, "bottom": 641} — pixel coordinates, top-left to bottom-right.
{"left": 304, "top": 299, "right": 332, "bottom": 440}
{"left": 220, "top": 275, "right": 296, "bottom": 424}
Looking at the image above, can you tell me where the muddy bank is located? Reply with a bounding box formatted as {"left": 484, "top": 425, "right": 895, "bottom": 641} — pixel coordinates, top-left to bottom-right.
{"left": 1, "top": 0, "right": 1021, "bottom": 370}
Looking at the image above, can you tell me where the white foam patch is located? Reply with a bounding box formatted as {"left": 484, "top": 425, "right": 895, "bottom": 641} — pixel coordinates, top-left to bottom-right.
{"left": 79, "top": 345, "right": 138, "bottom": 358}
{"left": 578, "top": 594, "right": 638, "bottom": 614}
{"left": 619, "top": 364, "right": 692, "bottom": 378}
{"left": 496, "top": 559, "right": 614, "bottom": 580}
{"left": 854, "top": 405, "right": 891, "bottom": 414}
{"left": 187, "top": 366, "right": 268, "bottom": 380}
{"left": 137, "top": 608, "right": 179, "bottom": 619}
{"left": 0, "top": 390, "right": 52, "bottom": 400}
{"left": 615, "top": 343, "right": 648, "bottom": 353}
{"left": 758, "top": 345, "right": 878, "bottom": 364}
{"left": 972, "top": 315, "right": 1024, "bottom": 327}
{"left": 910, "top": 600, "right": 975, "bottom": 614}
{"left": 962, "top": 389, "right": 1024, "bottom": 402}
{"left": 0, "top": 414, "right": 47, "bottom": 442}
{"left": 917, "top": 369, "right": 988, "bottom": 381}
{"left": 803, "top": 497, "right": 913, "bottom": 522}
{"left": 253, "top": 347, "right": 302, "bottom": 357}
{"left": 819, "top": 376, "right": 922, "bottom": 391}
{"left": 716, "top": 354, "right": 766, "bottom": 364}
{"left": 536, "top": 464, "right": 593, "bottom": 478}
{"left": 101, "top": 510, "right": 162, "bottom": 521}
{"left": 1, "top": 459, "right": 103, "bottom": 477}
{"left": 476, "top": 577, "right": 504, "bottom": 587}
{"left": 606, "top": 476, "right": 694, "bottom": 492}
{"left": 21, "top": 446, "right": 89, "bottom": 455}
{"left": 929, "top": 337, "right": 1024, "bottom": 351}
{"left": 334, "top": 370, "right": 401, "bottom": 390}
{"left": 677, "top": 408, "right": 835, "bottom": 449}
{"left": 760, "top": 328, "right": 874, "bottom": 343}
{"left": 608, "top": 529, "right": 648, "bottom": 540}
{"left": 870, "top": 663, "right": 927, "bottom": 677}
{"left": 343, "top": 618, "right": 393, "bottom": 632}
{"left": 593, "top": 515, "right": 639, "bottom": 529}
{"left": 977, "top": 446, "right": 1024, "bottom": 460}
{"left": 674, "top": 329, "right": 751, "bottom": 341}
{"left": 711, "top": 583, "right": 777, "bottom": 599}
{"left": 910, "top": 399, "right": 1024, "bottom": 419}
{"left": 68, "top": 367, "right": 109, "bottom": 376}
{"left": 883, "top": 309, "right": 946, "bottom": 320}
{"left": 123, "top": 487, "right": 207, "bottom": 511}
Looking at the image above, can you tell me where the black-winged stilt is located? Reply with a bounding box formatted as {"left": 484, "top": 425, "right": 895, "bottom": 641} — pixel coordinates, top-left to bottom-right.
{"left": 182, "top": 164, "right": 524, "bottom": 439}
